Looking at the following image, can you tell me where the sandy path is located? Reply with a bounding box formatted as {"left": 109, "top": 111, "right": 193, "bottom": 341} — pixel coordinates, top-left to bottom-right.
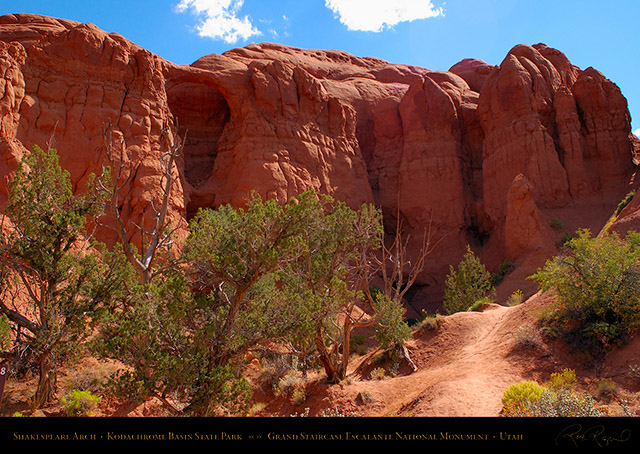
{"left": 311, "top": 298, "right": 560, "bottom": 417}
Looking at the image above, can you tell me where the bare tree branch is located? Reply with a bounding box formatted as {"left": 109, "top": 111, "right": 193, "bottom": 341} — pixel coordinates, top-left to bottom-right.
{"left": 101, "top": 120, "right": 186, "bottom": 284}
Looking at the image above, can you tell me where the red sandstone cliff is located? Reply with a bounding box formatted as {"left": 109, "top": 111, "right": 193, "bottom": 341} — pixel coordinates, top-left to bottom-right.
{"left": 0, "top": 14, "right": 637, "bottom": 311}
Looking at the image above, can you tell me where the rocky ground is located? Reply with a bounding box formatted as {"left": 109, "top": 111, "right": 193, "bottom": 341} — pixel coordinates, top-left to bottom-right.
{"left": 2, "top": 290, "right": 639, "bottom": 419}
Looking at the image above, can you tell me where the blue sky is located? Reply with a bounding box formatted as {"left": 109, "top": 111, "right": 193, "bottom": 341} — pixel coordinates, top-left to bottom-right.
{"left": 2, "top": 1, "right": 639, "bottom": 133}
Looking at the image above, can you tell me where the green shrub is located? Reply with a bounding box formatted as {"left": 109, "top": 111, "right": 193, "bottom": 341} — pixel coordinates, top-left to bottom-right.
{"left": 275, "top": 371, "right": 305, "bottom": 397}
{"left": 0, "top": 315, "right": 10, "bottom": 352}
{"left": 351, "top": 334, "right": 366, "bottom": 347}
{"left": 506, "top": 289, "right": 524, "bottom": 307}
{"left": 614, "top": 189, "right": 636, "bottom": 217}
{"left": 260, "top": 354, "right": 301, "bottom": 391}
{"left": 557, "top": 231, "right": 576, "bottom": 249}
{"left": 291, "top": 387, "right": 307, "bottom": 406}
{"left": 417, "top": 313, "right": 444, "bottom": 332}
{"left": 490, "top": 260, "right": 514, "bottom": 285}
{"left": 596, "top": 379, "right": 619, "bottom": 400}
{"left": 469, "top": 296, "right": 493, "bottom": 312}
{"left": 547, "top": 368, "right": 576, "bottom": 391}
{"left": 190, "top": 365, "right": 252, "bottom": 417}
{"left": 501, "top": 380, "right": 545, "bottom": 416}
{"left": 357, "top": 390, "right": 373, "bottom": 404}
{"left": 551, "top": 218, "right": 564, "bottom": 231}
{"left": 61, "top": 390, "right": 101, "bottom": 417}
{"left": 373, "top": 294, "right": 411, "bottom": 350}
{"left": 530, "top": 229, "right": 640, "bottom": 359}
{"left": 369, "top": 367, "right": 386, "bottom": 381}
{"left": 443, "top": 245, "right": 495, "bottom": 315}
{"left": 503, "top": 370, "right": 606, "bottom": 417}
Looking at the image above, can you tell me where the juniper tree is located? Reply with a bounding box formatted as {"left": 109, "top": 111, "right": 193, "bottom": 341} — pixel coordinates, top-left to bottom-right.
{"left": 97, "top": 191, "right": 318, "bottom": 415}
{"left": 280, "top": 192, "right": 384, "bottom": 382}
{"left": 443, "top": 244, "right": 495, "bottom": 315}
{"left": 98, "top": 189, "right": 418, "bottom": 411}
{"left": 0, "top": 145, "right": 128, "bottom": 408}
{"left": 530, "top": 229, "right": 640, "bottom": 356}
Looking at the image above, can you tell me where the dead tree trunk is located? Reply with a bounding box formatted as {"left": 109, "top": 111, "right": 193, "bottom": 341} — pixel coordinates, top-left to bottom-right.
{"left": 359, "top": 210, "right": 441, "bottom": 373}
{"left": 101, "top": 121, "right": 185, "bottom": 284}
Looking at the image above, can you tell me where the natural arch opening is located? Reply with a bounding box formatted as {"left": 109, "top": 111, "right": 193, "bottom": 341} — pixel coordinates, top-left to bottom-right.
{"left": 167, "top": 81, "right": 230, "bottom": 217}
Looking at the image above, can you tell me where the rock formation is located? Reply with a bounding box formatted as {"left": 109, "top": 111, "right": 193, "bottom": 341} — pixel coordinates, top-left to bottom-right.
{"left": 0, "top": 14, "right": 637, "bottom": 311}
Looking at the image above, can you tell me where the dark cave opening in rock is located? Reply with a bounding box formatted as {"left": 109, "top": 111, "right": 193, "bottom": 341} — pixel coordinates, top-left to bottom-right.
{"left": 167, "top": 81, "right": 230, "bottom": 218}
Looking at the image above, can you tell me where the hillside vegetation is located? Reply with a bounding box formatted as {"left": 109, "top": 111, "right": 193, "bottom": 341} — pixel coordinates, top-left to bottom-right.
{"left": 1, "top": 145, "right": 639, "bottom": 418}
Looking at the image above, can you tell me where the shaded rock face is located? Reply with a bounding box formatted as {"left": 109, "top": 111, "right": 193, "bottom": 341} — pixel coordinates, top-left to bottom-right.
{"left": 0, "top": 14, "right": 637, "bottom": 310}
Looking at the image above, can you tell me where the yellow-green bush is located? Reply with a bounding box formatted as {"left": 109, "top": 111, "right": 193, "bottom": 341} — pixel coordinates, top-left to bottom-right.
{"left": 507, "top": 289, "right": 524, "bottom": 307}
{"left": 547, "top": 368, "right": 576, "bottom": 391}
{"left": 501, "top": 380, "right": 545, "bottom": 416}
{"left": 61, "top": 390, "right": 101, "bottom": 417}
{"left": 502, "top": 370, "right": 607, "bottom": 417}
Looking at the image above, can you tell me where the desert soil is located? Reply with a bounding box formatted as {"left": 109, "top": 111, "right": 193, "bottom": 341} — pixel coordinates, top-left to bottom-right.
{"left": 1, "top": 292, "right": 639, "bottom": 419}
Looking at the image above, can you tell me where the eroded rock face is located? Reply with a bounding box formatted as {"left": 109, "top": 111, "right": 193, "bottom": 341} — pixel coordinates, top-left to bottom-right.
{"left": 0, "top": 15, "right": 637, "bottom": 309}
{"left": 504, "top": 173, "right": 556, "bottom": 261}
{"left": 0, "top": 14, "right": 186, "bottom": 251}
{"left": 449, "top": 58, "right": 495, "bottom": 93}
{"left": 477, "top": 44, "right": 637, "bottom": 281}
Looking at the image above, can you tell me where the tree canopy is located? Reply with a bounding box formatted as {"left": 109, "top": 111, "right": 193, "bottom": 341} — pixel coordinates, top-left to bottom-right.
{"left": 442, "top": 244, "right": 495, "bottom": 315}
{"left": 530, "top": 229, "right": 640, "bottom": 356}
{"left": 0, "top": 145, "right": 128, "bottom": 407}
{"left": 0, "top": 144, "right": 424, "bottom": 415}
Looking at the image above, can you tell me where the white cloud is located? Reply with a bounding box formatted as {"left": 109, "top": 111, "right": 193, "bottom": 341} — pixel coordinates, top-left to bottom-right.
{"left": 634, "top": 128, "right": 640, "bottom": 138}
{"left": 325, "top": 0, "right": 443, "bottom": 32}
{"left": 176, "top": 0, "right": 260, "bottom": 43}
